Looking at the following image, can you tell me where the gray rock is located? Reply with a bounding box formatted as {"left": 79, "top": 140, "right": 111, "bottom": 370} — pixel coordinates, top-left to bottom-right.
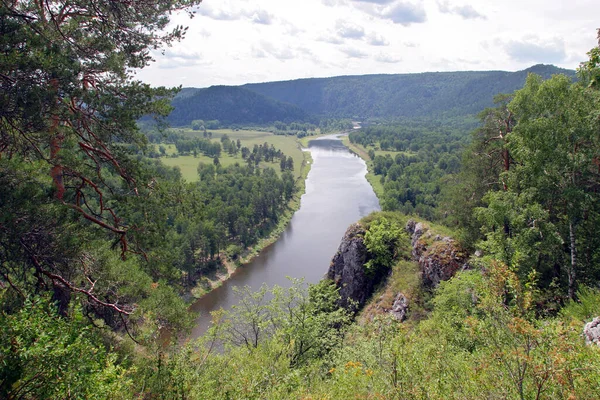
{"left": 584, "top": 317, "right": 600, "bottom": 346}
{"left": 327, "top": 224, "right": 371, "bottom": 312}
{"left": 404, "top": 219, "right": 468, "bottom": 288}
{"left": 390, "top": 293, "right": 409, "bottom": 321}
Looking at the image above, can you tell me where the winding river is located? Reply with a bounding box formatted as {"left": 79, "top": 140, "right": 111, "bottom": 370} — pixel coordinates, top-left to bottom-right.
{"left": 189, "top": 135, "right": 380, "bottom": 338}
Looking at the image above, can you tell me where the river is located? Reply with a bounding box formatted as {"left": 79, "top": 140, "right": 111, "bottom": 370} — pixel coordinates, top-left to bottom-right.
{"left": 189, "top": 135, "right": 380, "bottom": 338}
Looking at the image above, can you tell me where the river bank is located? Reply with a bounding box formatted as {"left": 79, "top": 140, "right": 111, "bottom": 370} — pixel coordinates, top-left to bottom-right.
{"left": 340, "top": 135, "right": 384, "bottom": 200}
{"left": 189, "top": 137, "right": 314, "bottom": 299}
{"left": 188, "top": 135, "right": 380, "bottom": 338}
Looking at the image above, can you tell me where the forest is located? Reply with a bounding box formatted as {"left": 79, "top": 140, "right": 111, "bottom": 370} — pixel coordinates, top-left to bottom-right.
{"left": 168, "top": 64, "right": 575, "bottom": 128}
{"left": 1, "top": 0, "right": 600, "bottom": 398}
{"left": 167, "top": 86, "right": 310, "bottom": 126}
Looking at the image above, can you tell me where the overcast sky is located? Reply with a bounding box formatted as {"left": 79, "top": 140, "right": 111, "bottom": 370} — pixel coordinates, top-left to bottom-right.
{"left": 135, "top": 0, "right": 599, "bottom": 88}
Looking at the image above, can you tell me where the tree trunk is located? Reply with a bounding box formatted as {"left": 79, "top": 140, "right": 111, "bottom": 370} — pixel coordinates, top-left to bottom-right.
{"left": 568, "top": 220, "right": 577, "bottom": 299}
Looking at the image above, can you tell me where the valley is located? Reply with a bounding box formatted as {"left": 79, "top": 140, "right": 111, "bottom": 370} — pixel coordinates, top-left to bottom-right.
{"left": 2, "top": 1, "right": 600, "bottom": 398}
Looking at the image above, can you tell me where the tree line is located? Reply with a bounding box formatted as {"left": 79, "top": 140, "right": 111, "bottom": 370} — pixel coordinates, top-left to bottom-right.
{"left": 349, "top": 122, "right": 467, "bottom": 221}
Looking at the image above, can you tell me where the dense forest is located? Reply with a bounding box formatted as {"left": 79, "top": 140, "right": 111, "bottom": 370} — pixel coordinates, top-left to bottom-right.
{"left": 169, "top": 65, "right": 575, "bottom": 128}
{"left": 242, "top": 64, "right": 576, "bottom": 120}
{"left": 167, "top": 85, "right": 309, "bottom": 126}
{"left": 2, "top": 0, "right": 600, "bottom": 399}
{"left": 349, "top": 121, "right": 468, "bottom": 220}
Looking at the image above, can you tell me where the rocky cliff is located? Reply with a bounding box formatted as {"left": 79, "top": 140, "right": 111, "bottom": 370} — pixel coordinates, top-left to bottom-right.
{"left": 327, "top": 217, "right": 469, "bottom": 316}
{"left": 405, "top": 219, "right": 469, "bottom": 288}
{"left": 326, "top": 223, "right": 372, "bottom": 312}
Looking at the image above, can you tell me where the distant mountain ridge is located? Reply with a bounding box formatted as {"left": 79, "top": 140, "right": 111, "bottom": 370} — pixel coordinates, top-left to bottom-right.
{"left": 169, "top": 65, "right": 576, "bottom": 125}
{"left": 242, "top": 64, "right": 575, "bottom": 119}
{"left": 167, "top": 85, "right": 308, "bottom": 126}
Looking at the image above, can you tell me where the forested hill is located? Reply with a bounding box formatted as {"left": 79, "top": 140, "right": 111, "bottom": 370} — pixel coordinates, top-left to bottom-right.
{"left": 167, "top": 85, "right": 308, "bottom": 126}
{"left": 240, "top": 64, "right": 575, "bottom": 119}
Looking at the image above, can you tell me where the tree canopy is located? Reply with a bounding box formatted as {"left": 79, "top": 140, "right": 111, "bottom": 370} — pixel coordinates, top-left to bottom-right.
{"left": 0, "top": 0, "right": 205, "bottom": 331}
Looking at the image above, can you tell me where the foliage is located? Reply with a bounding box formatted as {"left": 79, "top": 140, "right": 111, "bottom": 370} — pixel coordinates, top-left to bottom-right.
{"left": 349, "top": 121, "right": 468, "bottom": 221}
{"left": 363, "top": 217, "right": 405, "bottom": 276}
{"left": 0, "top": 297, "right": 132, "bottom": 399}
{"left": 1, "top": 5, "right": 598, "bottom": 398}
{"left": 560, "top": 286, "right": 600, "bottom": 322}
{"left": 131, "top": 261, "right": 600, "bottom": 399}
{"left": 0, "top": 0, "right": 205, "bottom": 328}
{"left": 471, "top": 73, "right": 600, "bottom": 297}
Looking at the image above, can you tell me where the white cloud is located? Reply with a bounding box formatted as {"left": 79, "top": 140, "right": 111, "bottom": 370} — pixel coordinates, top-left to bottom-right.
{"left": 352, "top": 0, "right": 395, "bottom": 4}
{"left": 318, "top": 34, "right": 345, "bottom": 45}
{"left": 368, "top": 33, "right": 389, "bottom": 46}
{"left": 341, "top": 47, "right": 369, "bottom": 58}
{"left": 197, "top": 4, "right": 275, "bottom": 25}
{"left": 135, "top": 0, "right": 599, "bottom": 88}
{"left": 335, "top": 20, "right": 366, "bottom": 39}
{"left": 376, "top": 53, "right": 401, "bottom": 63}
{"left": 437, "top": 1, "right": 486, "bottom": 20}
{"left": 502, "top": 36, "right": 567, "bottom": 64}
{"left": 381, "top": 2, "right": 427, "bottom": 25}
{"left": 260, "top": 41, "right": 296, "bottom": 60}
{"left": 251, "top": 9, "right": 274, "bottom": 25}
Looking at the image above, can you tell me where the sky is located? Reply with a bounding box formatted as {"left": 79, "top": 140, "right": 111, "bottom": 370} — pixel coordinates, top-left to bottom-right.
{"left": 135, "top": 0, "right": 600, "bottom": 88}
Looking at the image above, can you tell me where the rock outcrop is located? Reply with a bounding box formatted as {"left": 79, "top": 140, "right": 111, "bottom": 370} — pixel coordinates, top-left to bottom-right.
{"left": 326, "top": 223, "right": 373, "bottom": 312}
{"left": 405, "top": 219, "right": 469, "bottom": 288}
{"left": 389, "top": 292, "right": 409, "bottom": 321}
{"left": 328, "top": 218, "right": 469, "bottom": 316}
{"left": 584, "top": 317, "right": 600, "bottom": 346}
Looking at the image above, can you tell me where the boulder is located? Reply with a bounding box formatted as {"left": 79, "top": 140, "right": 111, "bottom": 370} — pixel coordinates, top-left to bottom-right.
{"left": 584, "top": 317, "right": 600, "bottom": 346}
{"left": 389, "top": 292, "right": 409, "bottom": 321}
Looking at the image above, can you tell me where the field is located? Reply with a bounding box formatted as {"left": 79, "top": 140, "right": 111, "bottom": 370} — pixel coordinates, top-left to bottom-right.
{"left": 158, "top": 129, "right": 308, "bottom": 182}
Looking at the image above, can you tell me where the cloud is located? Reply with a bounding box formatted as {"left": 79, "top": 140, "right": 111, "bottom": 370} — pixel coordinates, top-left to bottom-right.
{"left": 256, "top": 41, "right": 297, "bottom": 61}
{"left": 163, "top": 49, "right": 202, "bottom": 60}
{"left": 335, "top": 20, "right": 365, "bottom": 39}
{"left": 322, "top": 0, "right": 346, "bottom": 6}
{"left": 282, "top": 21, "right": 304, "bottom": 36}
{"left": 341, "top": 47, "right": 369, "bottom": 58}
{"left": 351, "top": 0, "right": 395, "bottom": 3}
{"left": 318, "top": 35, "right": 345, "bottom": 45}
{"left": 367, "top": 33, "right": 389, "bottom": 46}
{"left": 375, "top": 53, "right": 401, "bottom": 63}
{"left": 198, "top": 29, "right": 212, "bottom": 38}
{"left": 503, "top": 37, "right": 567, "bottom": 64}
{"left": 381, "top": 2, "right": 427, "bottom": 25}
{"left": 431, "top": 58, "right": 455, "bottom": 69}
{"left": 437, "top": 1, "right": 486, "bottom": 20}
{"left": 197, "top": 5, "right": 274, "bottom": 25}
{"left": 156, "top": 49, "right": 209, "bottom": 69}
{"left": 251, "top": 47, "right": 267, "bottom": 59}
{"left": 196, "top": 6, "right": 239, "bottom": 21}
{"left": 251, "top": 9, "right": 273, "bottom": 25}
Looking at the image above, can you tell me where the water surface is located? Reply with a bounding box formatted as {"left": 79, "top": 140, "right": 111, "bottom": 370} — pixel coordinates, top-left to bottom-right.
{"left": 189, "top": 135, "right": 380, "bottom": 338}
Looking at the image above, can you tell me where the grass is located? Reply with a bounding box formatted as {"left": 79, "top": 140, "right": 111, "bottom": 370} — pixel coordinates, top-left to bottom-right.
{"left": 157, "top": 129, "right": 307, "bottom": 182}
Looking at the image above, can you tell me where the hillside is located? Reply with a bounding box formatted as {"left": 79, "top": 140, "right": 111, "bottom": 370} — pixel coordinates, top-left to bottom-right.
{"left": 167, "top": 85, "right": 309, "bottom": 126}
{"left": 240, "top": 64, "right": 575, "bottom": 119}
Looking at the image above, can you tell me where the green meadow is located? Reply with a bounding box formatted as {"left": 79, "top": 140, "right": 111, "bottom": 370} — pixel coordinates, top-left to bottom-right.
{"left": 158, "top": 129, "right": 308, "bottom": 182}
